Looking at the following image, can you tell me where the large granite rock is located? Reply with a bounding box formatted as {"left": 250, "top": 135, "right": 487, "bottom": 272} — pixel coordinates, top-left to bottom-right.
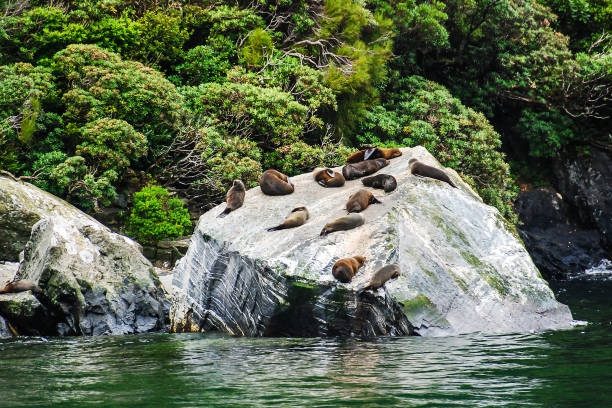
{"left": 0, "top": 176, "right": 169, "bottom": 336}
{"left": 554, "top": 148, "right": 612, "bottom": 249}
{"left": 171, "top": 147, "right": 573, "bottom": 337}
{"left": 515, "top": 187, "right": 610, "bottom": 278}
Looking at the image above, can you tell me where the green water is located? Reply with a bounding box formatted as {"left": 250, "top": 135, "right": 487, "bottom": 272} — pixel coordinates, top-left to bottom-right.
{"left": 0, "top": 277, "right": 611, "bottom": 408}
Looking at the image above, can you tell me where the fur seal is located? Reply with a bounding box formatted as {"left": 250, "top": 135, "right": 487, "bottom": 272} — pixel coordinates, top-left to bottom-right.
{"left": 346, "top": 148, "right": 403, "bottom": 163}
{"left": 345, "top": 189, "right": 382, "bottom": 213}
{"left": 218, "top": 180, "right": 246, "bottom": 218}
{"left": 361, "top": 174, "right": 397, "bottom": 193}
{"left": 332, "top": 256, "right": 366, "bottom": 283}
{"left": 320, "top": 213, "right": 365, "bottom": 236}
{"left": 260, "top": 169, "right": 295, "bottom": 195}
{"left": 0, "top": 280, "right": 42, "bottom": 295}
{"left": 409, "top": 158, "right": 457, "bottom": 188}
{"left": 267, "top": 206, "right": 309, "bottom": 231}
{"left": 313, "top": 168, "right": 345, "bottom": 188}
{"left": 361, "top": 264, "right": 400, "bottom": 292}
{"left": 342, "top": 158, "right": 389, "bottom": 180}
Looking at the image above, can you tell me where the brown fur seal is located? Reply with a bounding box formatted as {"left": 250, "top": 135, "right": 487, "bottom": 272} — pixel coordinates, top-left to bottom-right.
{"left": 361, "top": 264, "right": 400, "bottom": 292}
{"left": 409, "top": 158, "right": 457, "bottom": 188}
{"left": 361, "top": 174, "right": 397, "bottom": 193}
{"left": 0, "top": 280, "right": 42, "bottom": 294}
{"left": 345, "top": 189, "right": 382, "bottom": 213}
{"left": 346, "top": 148, "right": 403, "bottom": 163}
{"left": 342, "top": 158, "right": 389, "bottom": 180}
{"left": 313, "top": 168, "right": 345, "bottom": 187}
{"left": 332, "top": 256, "right": 366, "bottom": 283}
{"left": 260, "top": 169, "right": 295, "bottom": 195}
{"left": 218, "top": 180, "right": 246, "bottom": 218}
{"left": 320, "top": 213, "right": 365, "bottom": 236}
{"left": 267, "top": 206, "right": 309, "bottom": 231}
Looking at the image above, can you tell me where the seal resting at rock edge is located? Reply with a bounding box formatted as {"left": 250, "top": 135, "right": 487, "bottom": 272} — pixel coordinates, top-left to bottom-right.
{"left": 0, "top": 280, "right": 42, "bottom": 295}
{"left": 361, "top": 174, "right": 397, "bottom": 193}
{"left": 360, "top": 264, "right": 400, "bottom": 292}
{"left": 346, "top": 189, "right": 382, "bottom": 213}
{"left": 260, "top": 169, "right": 295, "bottom": 195}
{"left": 267, "top": 206, "right": 309, "bottom": 231}
{"left": 313, "top": 168, "right": 345, "bottom": 187}
{"left": 218, "top": 180, "right": 246, "bottom": 218}
{"left": 409, "top": 158, "right": 457, "bottom": 188}
{"left": 346, "top": 148, "right": 403, "bottom": 163}
{"left": 332, "top": 256, "right": 366, "bottom": 283}
{"left": 320, "top": 213, "right": 365, "bottom": 236}
{"left": 342, "top": 158, "right": 389, "bottom": 180}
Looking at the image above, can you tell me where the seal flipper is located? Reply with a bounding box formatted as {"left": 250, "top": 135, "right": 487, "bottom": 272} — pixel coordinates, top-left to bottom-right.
{"left": 363, "top": 148, "right": 376, "bottom": 160}
{"left": 325, "top": 169, "right": 335, "bottom": 178}
{"left": 317, "top": 180, "right": 327, "bottom": 187}
{"left": 370, "top": 196, "right": 382, "bottom": 204}
{"left": 217, "top": 208, "right": 230, "bottom": 218}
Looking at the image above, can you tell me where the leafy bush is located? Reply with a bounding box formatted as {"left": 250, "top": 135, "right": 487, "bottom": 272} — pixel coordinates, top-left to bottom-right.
{"left": 264, "top": 140, "right": 352, "bottom": 175}
{"left": 76, "top": 118, "right": 147, "bottom": 173}
{"left": 181, "top": 82, "right": 308, "bottom": 149}
{"left": 240, "top": 28, "right": 274, "bottom": 67}
{"left": 176, "top": 45, "right": 232, "bottom": 85}
{"left": 358, "top": 76, "right": 517, "bottom": 220}
{"left": 126, "top": 184, "right": 192, "bottom": 245}
{"left": 53, "top": 44, "right": 184, "bottom": 145}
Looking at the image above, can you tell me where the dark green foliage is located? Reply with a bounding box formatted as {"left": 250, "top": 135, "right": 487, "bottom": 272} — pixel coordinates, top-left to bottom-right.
{"left": 126, "top": 184, "right": 192, "bottom": 245}
{"left": 76, "top": 118, "right": 147, "bottom": 173}
{"left": 265, "top": 140, "right": 352, "bottom": 175}
{"left": 176, "top": 45, "right": 231, "bottom": 85}
{"left": 181, "top": 82, "right": 308, "bottom": 149}
{"left": 52, "top": 44, "right": 184, "bottom": 145}
{"left": 359, "top": 76, "right": 517, "bottom": 219}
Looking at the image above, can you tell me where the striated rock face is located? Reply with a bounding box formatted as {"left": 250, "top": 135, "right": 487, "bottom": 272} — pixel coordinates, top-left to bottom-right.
{"left": 171, "top": 147, "right": 574, "bottom": 337}
{"left": 0, "top": 176, "right": 169, "bottom": 336}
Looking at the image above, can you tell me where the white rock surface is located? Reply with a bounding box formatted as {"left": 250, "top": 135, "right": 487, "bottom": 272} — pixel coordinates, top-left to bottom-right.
{"left": 171, "top": 146, "right": 573, "bottom": 336}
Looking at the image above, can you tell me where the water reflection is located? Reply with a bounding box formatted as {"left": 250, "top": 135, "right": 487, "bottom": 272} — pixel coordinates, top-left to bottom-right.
{"left": 0, "top": 277, "right": 610, "bottom": 408}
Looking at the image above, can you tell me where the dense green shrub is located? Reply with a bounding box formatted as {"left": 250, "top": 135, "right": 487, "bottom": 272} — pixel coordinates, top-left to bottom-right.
{"left": 358, "top": 76, "right": 517, "bottom": 219}
{"left": 0, "top": 63, "right": 57, "bottom": 172}
{"left": 52, "top": 44, "right": 184, "bottom": 145}
{"left": 126, "top": 184, "right": 192, "bottom": 245}
{"left": 76, "top": 118, "right": 147, "bottom": 173}
{"left": 180, "top": 82, "right": 308, "bottom": 149}
{"left": 264, "top": 140, "right": 352, "bottom": 175}
{"left": 175, "top": 45, "right": 231, "bottom": 85}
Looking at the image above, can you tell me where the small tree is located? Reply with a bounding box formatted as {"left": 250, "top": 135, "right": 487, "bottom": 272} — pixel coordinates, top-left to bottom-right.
{"left": 126, "top": 184, "right": 192, "bottom": 245}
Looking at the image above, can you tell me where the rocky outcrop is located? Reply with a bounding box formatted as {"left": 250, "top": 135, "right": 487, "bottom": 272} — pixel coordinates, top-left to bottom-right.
{"left": 515, "top": 187, "right": 610, "bottom": 278}
{"left": 553, "top": 148, "right": 612, "bottom": 249}
{"left": 171, "top": 147, "right": 573, "bottom": 337}
{"left": 0, "top": 176, "right": 170, "bottom": 336}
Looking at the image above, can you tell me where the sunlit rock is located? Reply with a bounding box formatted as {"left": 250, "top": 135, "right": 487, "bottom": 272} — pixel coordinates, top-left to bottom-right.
{"left": 171, "top": 146, "right": 573, "bottom": 337}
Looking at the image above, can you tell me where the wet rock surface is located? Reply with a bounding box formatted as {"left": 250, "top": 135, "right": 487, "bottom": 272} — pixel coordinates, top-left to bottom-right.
{"left": 516, "top": 187, "right": 610, "bottom": 278}
{"left": 553, "top": 148, "right": 612, "bottom": 249}
{"left": 0, "top": 176, "right": 170, "bottom": 336}
{"left": 172, "top": 147, "right": 573, "bottom": 337}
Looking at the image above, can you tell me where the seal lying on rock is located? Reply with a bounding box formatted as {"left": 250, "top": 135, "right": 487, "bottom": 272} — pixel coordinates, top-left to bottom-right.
{"left": 218, "top": 180, "right": 246, "bottom": 218}
{"left": 267, "top": 206, "right": 309, "bottom": 231}
{"left": 346, "top": 189, "right": 382, "bottom": 213}
{"left": 409, "top": 158, "right": 457, "bottom": 188}
{"left": 320, "top": 213, "right": 365, "bottom": 236}
{"left": 0, "top": 280, "right": 42, "bottom": 295}
{"left": 361, "top": 264, "right": 400, "bottom": 292}
{"left": 346, "top": 148, "right": 402, "bottom": 163}
{"left": 361, "top": 174, "right": 397, "bottom": 193}
{"left": 260, "top": 169, "right": 295, "bottom": 195}
{"left": 313, "top": 168, "right": 345, "bottom": 188}
{"left": 342, "top": 159, "right": 389, "bottom": 180}
{"left": 332, "top": 256, "right": 366, "bottom": 283}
